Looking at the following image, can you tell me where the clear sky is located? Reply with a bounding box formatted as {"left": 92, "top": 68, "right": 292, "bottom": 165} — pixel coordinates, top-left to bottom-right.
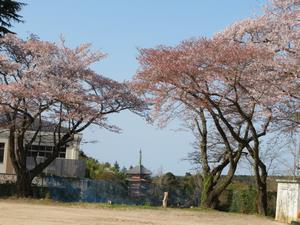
{"left": 14, "top": 0, "right": 266, "bottom": 175}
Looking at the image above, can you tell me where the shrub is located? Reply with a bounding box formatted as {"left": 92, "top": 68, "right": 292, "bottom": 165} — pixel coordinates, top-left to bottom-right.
{"left": 229, "top": 186, "right": 257, "bottom": 214}
{"left": 0, "top": 182, "right": 16, "bottom": 197}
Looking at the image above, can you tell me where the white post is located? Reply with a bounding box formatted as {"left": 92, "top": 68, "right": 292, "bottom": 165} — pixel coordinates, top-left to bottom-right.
{"left": 162, "top": 192, "right": 168, "bottom": 208}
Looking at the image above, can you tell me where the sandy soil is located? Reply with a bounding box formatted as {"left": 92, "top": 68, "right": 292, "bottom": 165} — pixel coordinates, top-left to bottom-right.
{"left": 0, "top": 201, "right": 284, "bottom": 225}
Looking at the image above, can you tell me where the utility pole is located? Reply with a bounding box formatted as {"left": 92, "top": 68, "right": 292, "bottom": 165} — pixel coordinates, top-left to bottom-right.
{"left": 139, "top": 149, "right": 142, "bottom": 175}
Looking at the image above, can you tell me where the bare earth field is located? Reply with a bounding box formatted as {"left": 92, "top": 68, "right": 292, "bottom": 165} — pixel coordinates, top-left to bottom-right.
{"left": 0, "top": 200, "right": 284, "bottom": 225}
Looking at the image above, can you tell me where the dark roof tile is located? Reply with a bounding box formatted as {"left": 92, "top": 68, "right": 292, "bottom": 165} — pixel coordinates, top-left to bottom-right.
{"left": 126, "top": 165, "right": 151, "bottom": 175}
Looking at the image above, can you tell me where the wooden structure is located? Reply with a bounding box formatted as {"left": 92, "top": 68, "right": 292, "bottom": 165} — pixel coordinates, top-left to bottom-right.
{"left": 276, "top": 179, "right": 300, "bottom": 223}
{"left": 162, "top": 192, "right": 168, "bottom": 208}
{"left": 126, "top": 150, "right": 151, "bottom": 197}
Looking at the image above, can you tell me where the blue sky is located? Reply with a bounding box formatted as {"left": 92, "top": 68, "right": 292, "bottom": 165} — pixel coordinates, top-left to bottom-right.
{"left": 14, "top": 0, "right": 266, "bottom": 175}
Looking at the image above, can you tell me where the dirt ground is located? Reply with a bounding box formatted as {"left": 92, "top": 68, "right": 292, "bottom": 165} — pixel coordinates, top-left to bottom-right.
{"left": 0, "top": 200, "right": 284, "bottom": 225}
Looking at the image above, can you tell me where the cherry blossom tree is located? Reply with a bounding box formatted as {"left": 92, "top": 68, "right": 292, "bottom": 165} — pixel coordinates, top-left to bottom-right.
{"left": 0, "top": 34, "right": 145, "bottom": 197}
{"left": 134, "top": 37, "right": 275, "bottom": 213}
{"left": 134, "top": 0, "right": 299, "bottom": 215}
{"left": 214, "top": 0, "right": 299, "bottom": 214}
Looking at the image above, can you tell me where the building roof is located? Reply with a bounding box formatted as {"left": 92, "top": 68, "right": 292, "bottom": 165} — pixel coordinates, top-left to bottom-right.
{"left": 0, "top": 114, "right": 69, "bottom": 133}
{"left": 126, "top": 165, "right": 151, "bottom": 175}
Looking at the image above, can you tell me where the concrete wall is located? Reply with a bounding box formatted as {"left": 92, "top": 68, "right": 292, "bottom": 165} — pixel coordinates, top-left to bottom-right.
{"left": 276, "top": 180, "right": 300, "bottom": 223}
{"left": 0, "top": 131, "right": 18, "bottom": 174}
{"left": 65, "top": 134, "right": 81, "bottom": 160}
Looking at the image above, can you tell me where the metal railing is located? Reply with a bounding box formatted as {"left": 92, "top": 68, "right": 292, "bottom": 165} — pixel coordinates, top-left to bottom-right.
{"left": 26, "top": 157, "right": 86, "bottom": 178}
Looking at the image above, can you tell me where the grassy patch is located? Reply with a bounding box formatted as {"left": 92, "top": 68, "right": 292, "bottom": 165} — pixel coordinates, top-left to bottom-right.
{"left": 0, "top": 197, "right": 162, "bottom": 210}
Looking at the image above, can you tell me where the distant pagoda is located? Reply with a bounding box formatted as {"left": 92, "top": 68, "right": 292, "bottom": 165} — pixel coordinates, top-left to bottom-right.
{"left": 126, "top": 150, "right": 151, "bottom": 198}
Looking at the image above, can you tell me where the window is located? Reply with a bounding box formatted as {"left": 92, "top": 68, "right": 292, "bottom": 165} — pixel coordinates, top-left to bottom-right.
{"left": 59, "top": 152, "right": 66, "bottom": 158}
{"left": 0, "top": 143, "right": 5, "bottom": 163}
{"left": 26, "top": 144, "right": 67, "bottom": 159}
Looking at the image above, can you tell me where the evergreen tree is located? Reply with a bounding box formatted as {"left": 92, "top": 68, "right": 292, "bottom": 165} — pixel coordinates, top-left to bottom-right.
{"left": 0, "top": 0, "right": 25, "bottom": 36}
{"left": 113, "top": 161, "right": 120, "bottom": 172}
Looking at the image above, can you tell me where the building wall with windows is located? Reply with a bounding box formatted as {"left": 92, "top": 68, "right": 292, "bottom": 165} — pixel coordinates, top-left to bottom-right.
{"left": 0, "top": 130, "right": 81, "bottom": 175}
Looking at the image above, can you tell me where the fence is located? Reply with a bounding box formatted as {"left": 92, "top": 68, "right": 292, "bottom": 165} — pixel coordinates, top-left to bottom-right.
{"left": 0, "top": 174, "right": 200, "bottom": 207}
{"left": 32, "top": 176, "right": 137, "bottom": 204}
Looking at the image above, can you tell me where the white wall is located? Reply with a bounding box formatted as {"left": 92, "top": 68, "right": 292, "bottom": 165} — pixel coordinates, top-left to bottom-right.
{"left": 276, "top": 180, "right": 300, "bottom": 223}
{"left": 0, "top": 130, "right": 10, "bottom": 173}
{"left": 0, "top": 137, "right": 9, "bottom": 174}
{"left": 65, "top": 134, "right": 81, "bottom": 160}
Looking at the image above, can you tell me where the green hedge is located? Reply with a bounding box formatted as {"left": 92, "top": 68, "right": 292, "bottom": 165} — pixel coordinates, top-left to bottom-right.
{"left": 0, "top": 182, "right": 16, "bottom": 197}
{"left": 218, "top": 185, "right": 277, "bottom": 216}
{"left": 229, "top": 186, "right": 257, "bottom": 214}
{"left": 0, "top": 182, "right": 50, "bottom": 198}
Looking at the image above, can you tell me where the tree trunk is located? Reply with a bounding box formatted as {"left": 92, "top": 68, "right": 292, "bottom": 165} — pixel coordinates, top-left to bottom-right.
{"left": 9, "top": 130, "right": 34, "bottom": 198}
{"left": 256, "top": 182, "right": 268, "bottom": 216}
{"left": 202, "top": 191, "right": 219, "bottom": 209}
{"left": 201, "top": 168, "right": 237, "bottom": 209}
{"left": 16, "top": 171, "right": 33, "bottom": 197}
{"left": 200, "top": 174, "right": 219, "bottom": 208}
{"left": 255, "top": 162, "right": 268, "bottom": 216}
